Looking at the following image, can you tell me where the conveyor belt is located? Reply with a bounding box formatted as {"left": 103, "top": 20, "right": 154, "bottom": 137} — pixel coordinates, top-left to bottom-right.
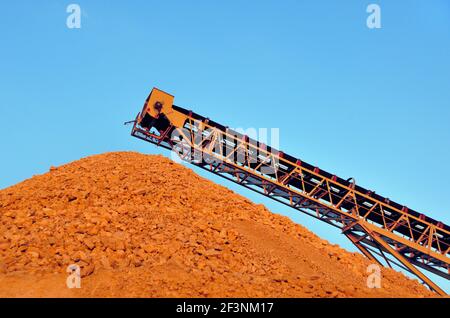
{"left": 129, "top": 88, "right": 450, "bottom": 295}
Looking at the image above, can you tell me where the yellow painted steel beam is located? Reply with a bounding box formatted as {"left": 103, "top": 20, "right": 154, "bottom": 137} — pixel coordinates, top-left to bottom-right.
{"left": 345, "top": 232, "right": 382, "bottom": 265}
{"left": 358, "top": 223, "right": 447, "bottom": 296}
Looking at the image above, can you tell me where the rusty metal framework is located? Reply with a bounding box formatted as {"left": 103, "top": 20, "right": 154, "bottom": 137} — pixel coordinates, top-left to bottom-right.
{"left": 129, "top": 102, "right": 450, "bottom": 295}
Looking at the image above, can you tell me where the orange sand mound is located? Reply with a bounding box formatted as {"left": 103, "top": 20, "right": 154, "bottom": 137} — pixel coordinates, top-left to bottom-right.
{"left": 0, "top": 152, "right": 434, "bottom": 297}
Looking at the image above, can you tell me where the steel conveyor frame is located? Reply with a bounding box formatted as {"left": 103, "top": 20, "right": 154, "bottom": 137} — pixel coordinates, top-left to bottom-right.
{"left": 129, "top": 91, "right": 450, "bottom": 295}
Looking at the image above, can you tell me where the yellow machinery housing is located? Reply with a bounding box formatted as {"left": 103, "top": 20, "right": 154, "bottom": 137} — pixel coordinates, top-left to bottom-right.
{"left": 138, "top": 88, "right": 186, "bottom": 133}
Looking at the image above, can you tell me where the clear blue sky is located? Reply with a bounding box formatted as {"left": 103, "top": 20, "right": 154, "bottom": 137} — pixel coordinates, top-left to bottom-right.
{"left": 1, "top": 1, "right": 449, "bottom": 292}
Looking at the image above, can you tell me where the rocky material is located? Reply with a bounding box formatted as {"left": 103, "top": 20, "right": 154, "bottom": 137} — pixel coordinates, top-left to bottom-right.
{"left": 0, "top": 152, "right": 434, "bottom": 297}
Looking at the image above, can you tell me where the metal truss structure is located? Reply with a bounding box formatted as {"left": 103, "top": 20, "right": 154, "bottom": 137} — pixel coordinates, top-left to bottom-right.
{"left": 129, "top": 89, "right": 450, "bottom": 295}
